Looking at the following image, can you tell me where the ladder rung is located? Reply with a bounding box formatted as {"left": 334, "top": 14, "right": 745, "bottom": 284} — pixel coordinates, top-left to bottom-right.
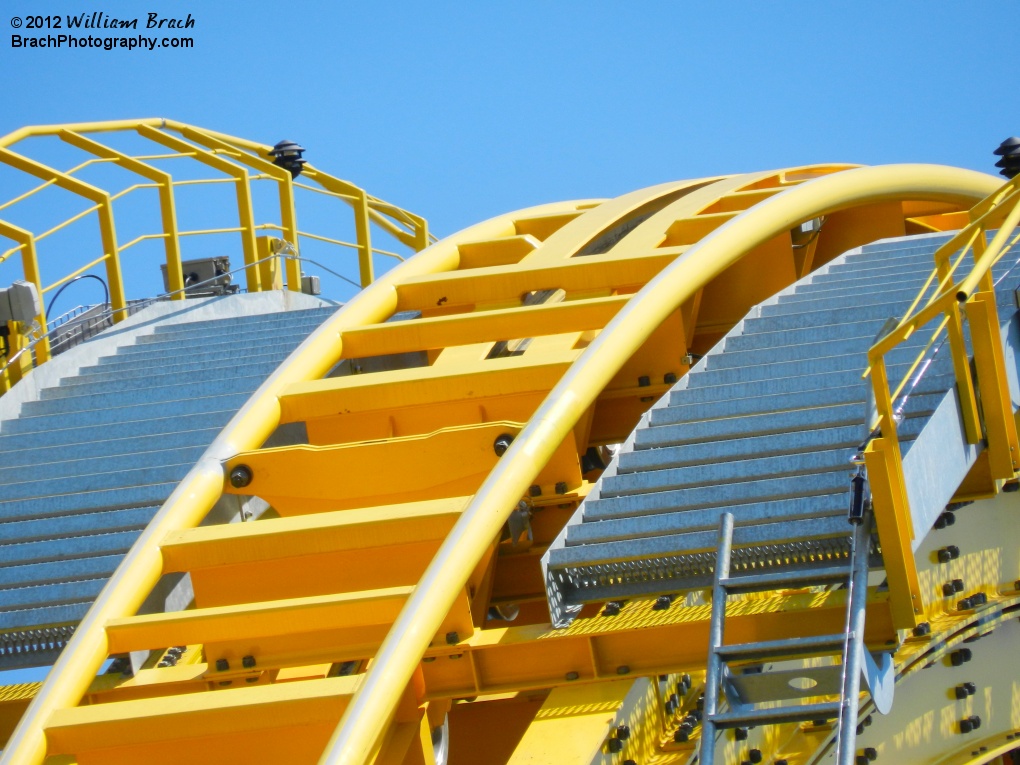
{"left": 709, "top": 700, "right": 842, "bottom": 728}
{"left": 720, "top": 565, "right": 848, "bottom": 594}
{"left": 716, "top": 633, "right": 846, "bottom": 662}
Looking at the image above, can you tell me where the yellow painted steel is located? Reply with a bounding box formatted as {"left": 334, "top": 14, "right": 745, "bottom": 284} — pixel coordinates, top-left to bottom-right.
{"left": 324, "top": 164, "right": 999, "bottom": 764}
{"left": 3, "top": 159, "right": 1014, "bottom": 765}
{"left": 0, "top": 118, "right": 428, "bottom": 388}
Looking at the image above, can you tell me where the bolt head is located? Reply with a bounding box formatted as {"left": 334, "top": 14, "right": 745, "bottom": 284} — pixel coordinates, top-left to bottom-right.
{"left": 607, "top": 739, "right": 623, "bottom": 753}
{"left": 616, "top": 724, "right": 631, "bottom": 740}
{"left": 229, "top": 465, "right": 253, "bottom": 488}
{"left": 242, "top": 655, "right": 256, "bottom": 669}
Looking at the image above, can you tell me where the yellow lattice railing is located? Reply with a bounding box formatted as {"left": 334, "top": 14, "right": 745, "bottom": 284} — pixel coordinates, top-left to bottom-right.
{"left": 0, "top": 119, "right": 431, "bottom": 392}
{"left": 861, "top": 174, "right": 1020, "bottom": 627}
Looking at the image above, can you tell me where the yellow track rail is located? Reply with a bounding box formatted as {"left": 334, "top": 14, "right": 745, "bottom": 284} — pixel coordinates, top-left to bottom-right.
{"left": 1, "top": 163, "right": 1005, "bottom": 765}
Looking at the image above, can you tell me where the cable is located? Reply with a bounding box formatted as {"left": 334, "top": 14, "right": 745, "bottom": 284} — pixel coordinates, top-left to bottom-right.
{"left": 45, "top": 274, "right": 110, "bottom": 318}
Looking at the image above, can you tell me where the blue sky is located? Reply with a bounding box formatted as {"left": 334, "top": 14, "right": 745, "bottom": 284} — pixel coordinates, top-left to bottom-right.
{"left": 3, "top": 1, "right": 1017, "bottom": 246}
{"left": 0, "top": 0, "right": 1017, "bottom": 683}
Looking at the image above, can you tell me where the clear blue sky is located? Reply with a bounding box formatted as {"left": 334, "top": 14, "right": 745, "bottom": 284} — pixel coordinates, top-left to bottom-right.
{"left": 3, "top": 1, "right": 1017, "bottom": 243}
{"left": 0, "top": 0, "right": 1016, "bottom": 682}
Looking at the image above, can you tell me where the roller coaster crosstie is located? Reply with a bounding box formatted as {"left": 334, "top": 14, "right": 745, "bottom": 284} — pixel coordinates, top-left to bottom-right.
{"left": 0, "top": 120, "right": 1019, "bottom": 765}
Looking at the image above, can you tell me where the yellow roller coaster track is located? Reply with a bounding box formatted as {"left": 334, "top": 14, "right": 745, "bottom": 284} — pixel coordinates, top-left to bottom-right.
{"left": 2, "top": 120, "right": 1020, "bottom": 765}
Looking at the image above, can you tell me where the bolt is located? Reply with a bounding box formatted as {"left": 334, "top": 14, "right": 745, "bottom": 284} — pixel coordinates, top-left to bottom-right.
{"left": 529, "top": 485, "right": 542, "bottom": 497}
{"left": 229, "top": 465, "right": 253, "bottom": 488}
{"left": 555, "top": 481, "right": 568, "bottom": 495}
{"left": 856, "top": 757, "right": 869, "bottom": 765}
{"left": 953, "top": 579, "right": 965, "bottom": 593}
{"left": 242, "top": 655, "right": 256, "bottom": 669}
{"left": 677, "top": 680, "right": 689, "bottom": 696}
{"left": 218, "top": 680, "right": 232, "bottom": 687}
{"left": 246, "top": 676, "right": 258, "bottom": 683}
{"left": 616, "top": 724, "right": 631, "bottom": 740}
{"left": 493, "top": 433, "right": 514, "bottom": 456}
{"left": 864, "top": 715, "right": 873, "bottom": 727}
{"left": 864, "top": 747, "right": 878, "bottom": 761}
{"left": 734, "top": 728, "right": 748, "bottom": 741}
{"left": 776, "top": 761, "right": 789, "bottom": 765}
{"left": 959, "top": 597, "right": 973, "bottom": 611}
{"left": 664, "top": 372, "right": 678, "bottom": 384}
{"left": 964, "top": 682, "right": 977, "bottom": 695}
{"left": 955, "top": 685, "right": 970, "bottom": 700}
{"left": 638, "top": 375, "right": 651, "bottom": 387}
{"left": 950, "top": 648, "right": 973, "bottom": 666}
{"left": 681, "top": 673, "right": 691, "bottom": 686}
{"left": 623, "top": 760, "right": 637, "bottom": 765}
{"left": 607, "top": 739, "right": 623, "bottom": 753}
{"left": 749, "top": 750, "right": 763, "bottom": 764}
{"left": 653, "top": 594, "right": 674, "bottom": 611}
{"left": 215, "top": 658, "right": 229, "bottom": 672}
{"left": 446, "top": 631, "right": 459, "bottom": 645}
{"left": 603, "top": 601, "right": 623, "bottom": 616}
{"left": 449, "top": 653, "right": 462, "bottom": 660}
{"left": 674, "top": 730, "right": 689, "bottom": 743}
{"left": 970, "top": 715, "right": 982, "bottom": 729}
{"left": 943, "top": 582, "right": 956, "bottom": 597}
{"left": 565, "top": 671, "right": 579, "bottom": 681}
{"left": 616, "top": 665, "right": 630, "bottom": 675}
{"left": 960, "top": 718, "right": 974, "bottom": 734}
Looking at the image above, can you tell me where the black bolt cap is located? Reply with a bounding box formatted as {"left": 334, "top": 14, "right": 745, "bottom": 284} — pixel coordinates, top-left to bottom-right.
{"left": 607, "top": 738, "right": 623, "bottom": 753}
{"left": 948, "top": 545, "right": 960, "bottom": 559}
{"left": 638, "top": 375, "right": 651, "bottom": 387}
{"left": 776, "top": 761, "right": 788, "bottom": 765}
{"left": 653, "top": 595, "right": 673, "bottom": 610}
{"left": 960, "top": 718, "right": 974, "bottom": 734}
{"left": 603, "top": 601, "right": 622, "bottom": 616}
{"left": 864, "top": 747, "right": 878, "bottom": 761}
{"left": 229, "top": 465, "right": 253, "bottom": 488}
{"left": 955, "top": 685, "right": 970, "bottom": 700}
{"left": 242, "top": 655, "right": 256, "bottom": 669}
{"left": 938, "top": 549, "right": 953, "bottom": 563}
{"left": 970, "top": 715, "right": 982, "bottom": 729}
{"left": 674, "top": 729, "right": 689, "bottom": 743}
{"left": 734, "top": 728, "right": 748, "bottom": 741}
{"left": 959, "top": 597, "right": 973, "bottom": 611}
{"left": 913, "top": 622, "right": 931, "bottom": 637}
{"left": 749, "top": 749, "right": 763, "bottom": 763}
{"left": 623, "top": 760, "right": 637, "bottom": 765}
{"left": 565, "top": 671, "right": 579, "bottom": 681}
{"left": 616, "top": 724, "right": 631, "bottom": 740}
{"left": 1004, "top": 480, "right": 1020, "bottom": 492}
{"left": 529, "top": 485, "right": 542, "bottom": 497}
{"left": 943, "top": 582, "right": 957, "bottom": 597}
{"left": 493, "top": 433, "right": 514, "bottom": 456}
{"left": 857, "top": 723, "right": 866, "bottom": 735}
{"left": 616, "top": 665, "right": 630, "bottom": 675}
{"left": 964, "top": 682, "right": 977, "bottom": 695}
{"left": 857, "top": 757, "right": 870, "bottom": 765}
{"left": 953, "top": 579, "right": 965, "bottom": 593}
{"left": 664, "top": 372, "right": 678, "bottom": 384}
{"left": 215, "top": 658, "right": 229, "bottom": 672}
{"left": 446, "top": 631, "right": 459, "bottom": 645}
{"left": 555, "top": 481, "right": 568, "bottom": 495}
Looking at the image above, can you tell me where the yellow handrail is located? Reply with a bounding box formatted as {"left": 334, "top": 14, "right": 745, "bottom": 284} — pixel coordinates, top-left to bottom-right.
{"left": 0, "top": 119, "right": 430, "bottom": 393}
{"left": 866, "top": 174, "right": 1020, "bottom": 441}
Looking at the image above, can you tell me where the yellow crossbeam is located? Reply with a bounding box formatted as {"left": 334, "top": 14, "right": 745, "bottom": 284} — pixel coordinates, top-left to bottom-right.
{"left": 279, "top": 352, "right": 579, "bottom": 424}
{"left": 394, "top": 249, "right": 681, "bottom": 312}
{"left": 339, "top": 295, "right": 628, "bottom": 359}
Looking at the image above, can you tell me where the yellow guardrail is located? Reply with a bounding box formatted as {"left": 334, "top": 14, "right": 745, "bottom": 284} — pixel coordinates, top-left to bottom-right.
{"left": 861, "top": 174, "right": 1020, "bottom": 629}
{"left": 866, "top": 174, "right": 1020, "bottom": 462}
{"left": 0, "top": 118, "right": 431, "bottom": 392}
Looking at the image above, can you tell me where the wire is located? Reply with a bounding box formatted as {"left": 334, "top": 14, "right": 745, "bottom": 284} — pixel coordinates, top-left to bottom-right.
{"left": 45, "top": 274, "right": 110, "bottom": 318}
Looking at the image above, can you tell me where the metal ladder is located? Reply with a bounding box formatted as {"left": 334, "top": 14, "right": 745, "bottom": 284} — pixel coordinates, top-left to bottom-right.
{"left": 699, "top": 501, "right": 887, "bottom": 765}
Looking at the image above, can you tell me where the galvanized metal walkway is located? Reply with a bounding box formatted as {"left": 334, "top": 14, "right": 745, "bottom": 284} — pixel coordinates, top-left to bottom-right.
{"left": 544, "top": 234, "right": 1020, "bottom": 625}
{"left": 0, "top": 297, "right": 337, "bottom": 666}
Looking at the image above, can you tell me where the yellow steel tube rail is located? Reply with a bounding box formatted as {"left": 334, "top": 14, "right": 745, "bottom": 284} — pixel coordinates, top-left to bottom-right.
{"left": 0, "top": 199, "right": 589, "bottom": 765}
{"left": 58, "top": 130, "right": 186, "bottom": 298}
{"left": 0, "top": 219, "right": 48, "bottom": 363}
{"left": 0, "top": 147, "right": 127, "bottom": 320}
{"left": 321, "top": 164, "right": 1000, "bottom": 764}
{"left": 0, "top": 118, "right": 429, "bottom": 391}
